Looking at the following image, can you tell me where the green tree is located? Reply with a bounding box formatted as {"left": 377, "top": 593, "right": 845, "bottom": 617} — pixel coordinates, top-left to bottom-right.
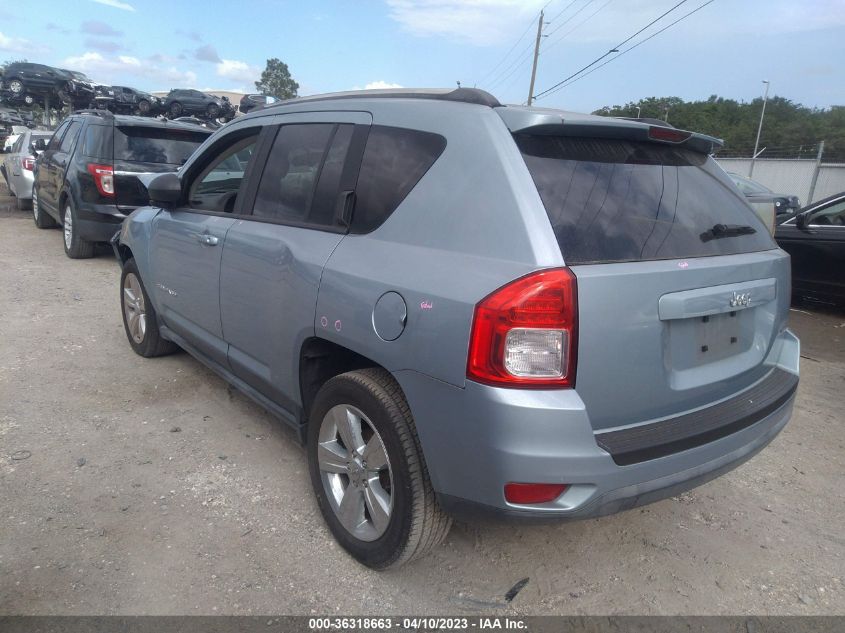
{"left": 254, "top": 58, "right": 299, "bottom": 100}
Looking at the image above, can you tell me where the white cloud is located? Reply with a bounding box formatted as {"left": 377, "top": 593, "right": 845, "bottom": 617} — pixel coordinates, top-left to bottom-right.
{"left": 362, "top": 80, "right": 403, "bottom": 90}
{"left": 0, "top": 31, "right": 48, "bottom": 54}
{"left": 216, "top": 59, "right": 260, "bottom": 84}
{"left": 90, "top": 0, "right": 136, "bottom": 11}
{"left": 386, "top": 0, "right": 544, "bottom": 45}
{"left": 63, "top": 51, "right": 196, "bottom": 87}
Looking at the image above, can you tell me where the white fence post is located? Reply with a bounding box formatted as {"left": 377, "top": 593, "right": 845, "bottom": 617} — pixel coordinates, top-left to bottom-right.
{"left": 806, "top": 140, "right": 825, "bottom": 204}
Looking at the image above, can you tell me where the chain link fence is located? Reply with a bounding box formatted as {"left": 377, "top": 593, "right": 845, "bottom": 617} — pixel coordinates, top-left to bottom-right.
{"left": 715, "top": 142, "right": 845, "bottom": 206}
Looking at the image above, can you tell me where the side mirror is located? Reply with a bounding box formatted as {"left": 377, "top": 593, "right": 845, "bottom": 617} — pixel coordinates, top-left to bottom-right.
{"left": 147, "top": 172, "right": 182, "bottom": 207}
{"left": 34, "top": 138, "right": 47, "bottom": 151}
{"left": 796, "top": 211, "right": 811, "bottom": 230}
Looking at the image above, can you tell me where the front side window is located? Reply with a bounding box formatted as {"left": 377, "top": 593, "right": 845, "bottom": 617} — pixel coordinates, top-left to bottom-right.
{"left": 809, "top": 200, "right": 845, "bottom": 226}
{"left": 188, "top": 132, "right": 259, "bottom": 213}
{"left": 517, "top": 135, "right": 777, "bottom": 264}
{"left": 252, "top": 123, "right": 352, "bottom": 226}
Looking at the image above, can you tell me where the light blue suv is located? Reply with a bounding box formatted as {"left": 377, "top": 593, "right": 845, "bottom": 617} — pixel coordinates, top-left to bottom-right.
{"left": 114, "top": 88, "right": 800, "bottom": 569}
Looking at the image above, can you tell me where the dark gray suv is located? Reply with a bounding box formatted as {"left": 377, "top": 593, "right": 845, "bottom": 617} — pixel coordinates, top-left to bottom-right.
{"left": 114, "top": 88, "right": 800, "bottom": 569}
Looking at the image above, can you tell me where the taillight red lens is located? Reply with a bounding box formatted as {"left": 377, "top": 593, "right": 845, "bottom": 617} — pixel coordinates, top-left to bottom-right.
{"left": 87, "top": 163, "right": 114, "bottom": 197}
{"left": 504, "top": 482, "right": 569, "bottom": 504}
{"left": 648, "top": 126, "right": 691, "bottom": 143}
{"left": 22, "top": 157, "right": 35, "bottom": 171}
{"left": 467, "top": 268, "right": 577, "bottom": 388}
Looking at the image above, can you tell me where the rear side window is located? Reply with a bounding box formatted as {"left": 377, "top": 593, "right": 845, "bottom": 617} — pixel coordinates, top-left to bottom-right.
{"left": 253, "top": 123, "right": 351, "bottom": 226}
{"left": 59, "top": 121, "right": 82, "bottom": 153}
{"left": 114, "top": 126, "right": 209, "bottom": 165}
{"left": 351, "top": 126, "right": 446, "bottom": 234}
{"left": 516, "top": 135, "right": 776, "bottom": 265}
{"left": 82, "top": 124, "right": 112, "bottom": 160}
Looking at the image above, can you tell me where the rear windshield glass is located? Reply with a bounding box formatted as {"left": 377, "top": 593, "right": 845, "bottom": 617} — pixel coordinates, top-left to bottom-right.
{"left": 516, "top": 135, "right": 776, "bottom": 265}
{"left": 115, "top": 126, "right": 209, "bottom": 165}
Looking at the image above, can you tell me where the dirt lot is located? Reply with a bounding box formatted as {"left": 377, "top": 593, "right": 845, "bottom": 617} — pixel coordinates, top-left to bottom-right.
{"left": 0, "top": 185, "right": 843, "bottom": 616}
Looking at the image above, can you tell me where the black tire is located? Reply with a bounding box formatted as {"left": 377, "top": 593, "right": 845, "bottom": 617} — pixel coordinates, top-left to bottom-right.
{"left": 15, "top": 195, "right": 31, "bottom": 211}
{"left": 206, "top": 103, "right": 220, "bottom": 119}
{"left": 61, "top": 199, "right": 95, "bottom": 259}
{"left": 169, "top": 102, "right": 182, "bottom": 117}
{"left": 307, "top": 368, "right": 451, "bottom": 569}
{"left": 32, "top": 188, "right": 56, "bottom": 228}
{"left": 138, "top": 99, "right": 150, "bottom": 114}
{"left": 8, "top": 78, "right": 23, "bottom": 94}
{"left": 23, "top": 94, "right": 35, "bottom": 106}
{"left": 120, "top": 258, "right": 177, "bottom": 358}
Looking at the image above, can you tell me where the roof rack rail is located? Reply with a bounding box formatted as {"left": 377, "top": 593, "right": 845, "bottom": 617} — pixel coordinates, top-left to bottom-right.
{"left": 72, "top": 108, "right": 114, "bottom": 118}
{"left": 264, "top": 87, "right": 501, "bottom": 110}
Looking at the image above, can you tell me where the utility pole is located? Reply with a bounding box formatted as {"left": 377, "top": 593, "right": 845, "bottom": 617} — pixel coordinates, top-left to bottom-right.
{"left": 807, "top": 140, "right": 825, "bottom": 204}
{"left": 526, "top": 10, "right": 544, "bottom": 106}
{"left": 750, "top": 79, "right": 770, "bottom": 178}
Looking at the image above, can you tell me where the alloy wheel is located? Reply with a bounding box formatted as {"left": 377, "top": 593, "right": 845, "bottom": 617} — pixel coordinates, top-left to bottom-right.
{"left": 122, "top": 273, "right": 147, "bottom": 344}
{"left": 9, "top": 79, "right": 23, "bottom": 94}
{"left": 63, "top": 206, "right": 73, "bottom": 249}
{"left": 317, "top": 404, "right": 393, "bottom": 541}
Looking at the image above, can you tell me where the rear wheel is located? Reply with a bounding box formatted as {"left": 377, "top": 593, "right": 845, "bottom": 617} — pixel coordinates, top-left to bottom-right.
{"left": 32, "top": 188, "right": 57, "bottom": 228}
{"left": 121, "top": 259, "right": 177, "bottom": 357}
{"left": 8, "top": 78, "right": 23, "bottom": 94}
{"left": 62, "top": 201, "right": 94, "bottom": 259}
{"left": 308, "top": 368, "right": 451, "bottom": 569}
{"left": 138, "top": 99, "right": 150, "bottom": 114}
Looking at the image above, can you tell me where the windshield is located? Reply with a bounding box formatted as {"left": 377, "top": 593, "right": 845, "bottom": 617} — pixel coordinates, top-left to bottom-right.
{"left": 516, "top": 135, "right": 776, "bottom": 264}
{"left": 730, "top": 173, "right": 773, "bottom": 195}
{"left": 114, "top": 126, "right": 209, "bottom": 165}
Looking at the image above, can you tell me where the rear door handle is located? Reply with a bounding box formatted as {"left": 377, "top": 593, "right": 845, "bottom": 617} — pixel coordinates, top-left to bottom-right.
{"left": 198, "top": 234, "right": 218, "bottom": 246}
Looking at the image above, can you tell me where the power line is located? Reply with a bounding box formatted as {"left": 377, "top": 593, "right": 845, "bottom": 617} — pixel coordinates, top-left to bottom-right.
{"left": 533, "top": 0, "right": 691, "bottom": 100}
{"left": 536, "top": 0, "right": 717, "bottom": 98}
{"left": 545, "top": 0, "right": 582, "bottom": 26}
{"left": 542, "top": 0, "right": 613, "bottom": 55}
{"left": 477, "top": 0, "right": 555, "bottom": 88}
{"left": 544, "top": 0, "right": 597, "bottom": 39}
{"left": 487, "top": 41, "right": 537, "bottom": 91}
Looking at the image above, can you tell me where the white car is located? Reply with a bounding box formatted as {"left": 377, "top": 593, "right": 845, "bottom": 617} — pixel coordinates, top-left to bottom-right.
{"left": 2, "top": 129, "right": 52, "bottom": 209}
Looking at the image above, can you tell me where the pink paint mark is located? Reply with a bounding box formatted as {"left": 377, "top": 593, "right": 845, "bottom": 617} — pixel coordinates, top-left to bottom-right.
{"left": 334, "top": 319, "right": 342, "bottom": 332}
{"left": 320, "top": 316, "right": 328, "bottom": 328}
{"left": 420, "top": 300, "right": 433, "bottom": 310}
{"left": 678, "top": 261, "right": 689, "bottom": 269}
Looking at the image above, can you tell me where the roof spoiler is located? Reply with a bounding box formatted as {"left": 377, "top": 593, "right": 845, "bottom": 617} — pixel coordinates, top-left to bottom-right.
{"left": 497, "top": 108, "right": 723, "bottom": 154}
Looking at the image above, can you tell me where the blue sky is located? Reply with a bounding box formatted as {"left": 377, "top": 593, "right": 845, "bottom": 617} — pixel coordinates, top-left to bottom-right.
{"left": 1, "top": 0, "right": 843, "bottom": 112}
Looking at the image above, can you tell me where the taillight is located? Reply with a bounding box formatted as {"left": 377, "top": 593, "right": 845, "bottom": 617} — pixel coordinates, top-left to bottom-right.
{"left": 467, "top": 268, "right": 577, "bottom": 388}
{"left": 22, "top": 157, "right": 35, "bottom": 171}
{"left": 87, "top": 163, "right": 114, "bottom": 197}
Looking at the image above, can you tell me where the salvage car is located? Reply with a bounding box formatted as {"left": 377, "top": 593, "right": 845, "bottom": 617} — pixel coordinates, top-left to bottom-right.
{"left": 239, "top": 93, "right": 278, "bottom": 114}
{"left": 1, "top": 62, "right": 67, "bottom": 100}
{"left": 163, "top": 89, "right": 235, "bottom": 121}
{"left": 775, "top": 192, "right": 845, "bottom": 306}
{"left": 95, "top": 85, "right": 162, "bottom": 115}
{"left": 2, "top": 128, "right": 52, "bottom": 209}
{"left": 113, "top": 88, "right": 800, "bottom": 569}
{"left": 58, "top": 70, "right": 99, "bottom": 109}
{"left": 33, "top": 111, "right": 211, "bottom": 258}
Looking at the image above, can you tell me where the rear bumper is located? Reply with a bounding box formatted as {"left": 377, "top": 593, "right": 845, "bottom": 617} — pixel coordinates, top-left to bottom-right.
{"left": 395, "top": 328, "right": 799, "bottom": 521}
{"left": 76, "top": 204, "right": 126, "bottom": 242}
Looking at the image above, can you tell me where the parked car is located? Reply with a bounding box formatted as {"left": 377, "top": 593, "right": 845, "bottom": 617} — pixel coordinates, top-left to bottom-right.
{"left": 95, "top": 85, "right": 162, "bottom": 115}
{"left": 728, "top": 172, "right": 800, "bottom": 228}
{"left": 163, "top": 89, "right": 235, "bottom": 121}
{"left": 32, "top": 111, "right": 211, "bottom": 258}
{"left": 239, "top": 93, "right": 278, "bottom": 114}
{"left": 171, "top": 116, "right": 221, "bottom": 130}
{"left": 113, "top": 88, "right": 799, "bottom": 569}
{"left": 775, "top": 192, "right": 845, "bottom": 306}
{"left": 2, "top": 129, "right": 52, "bottom": 209}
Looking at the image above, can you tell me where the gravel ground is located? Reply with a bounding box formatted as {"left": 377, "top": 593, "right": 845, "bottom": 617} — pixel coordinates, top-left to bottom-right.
{"left": 0, "top": 185, "right": 843, "bottom": 615}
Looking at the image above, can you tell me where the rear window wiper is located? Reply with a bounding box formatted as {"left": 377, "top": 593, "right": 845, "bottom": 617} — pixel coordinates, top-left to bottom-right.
{"left": 700, "top": 223, "right": 757, "bottom": 242}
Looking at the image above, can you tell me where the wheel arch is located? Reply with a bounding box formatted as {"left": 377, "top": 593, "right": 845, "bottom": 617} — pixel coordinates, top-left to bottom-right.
{"left": 298, "top": 337, "right": 395, "bottom": 434}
